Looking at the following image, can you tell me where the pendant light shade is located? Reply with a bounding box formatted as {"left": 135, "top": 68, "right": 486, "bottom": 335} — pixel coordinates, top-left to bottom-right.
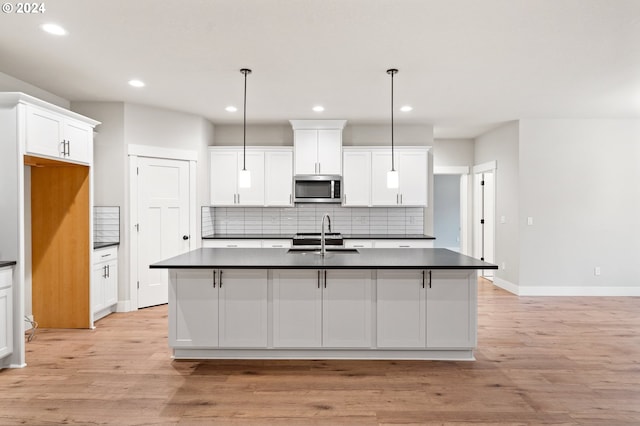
{"left": 238, "top": 68, "right": 252, "bottom": 188}
{"left": 386, "top": 68, "right": 399, "bottom": 189}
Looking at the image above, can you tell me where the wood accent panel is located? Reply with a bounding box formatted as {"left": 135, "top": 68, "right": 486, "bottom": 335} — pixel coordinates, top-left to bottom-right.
{"left": 2, "top": 279, "right": 639, "bottom": 424}
{"left": 30, "top": 162, "right": 90, "bottom": 328}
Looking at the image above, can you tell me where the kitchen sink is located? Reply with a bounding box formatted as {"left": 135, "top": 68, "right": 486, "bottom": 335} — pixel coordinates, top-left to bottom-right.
{"left": 287, "top": 248, "right": 359, "bottom": 254}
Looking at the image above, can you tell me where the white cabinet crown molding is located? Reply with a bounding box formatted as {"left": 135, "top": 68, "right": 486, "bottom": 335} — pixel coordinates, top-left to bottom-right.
{"left": 0, "top": 92, "right": 100, "bottom": 127}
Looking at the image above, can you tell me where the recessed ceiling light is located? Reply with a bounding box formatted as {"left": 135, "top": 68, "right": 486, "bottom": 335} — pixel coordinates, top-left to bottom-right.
{"left": 400, "top": 105, "right": 413, "bottom": 112}
{"left": 225, "top": 106, "right": 238, "bottom": 112}
{"left": 312, "top": 105, "right": 325, "bottom": 112}
{"left": 128, "top": 79, "right": 145, "bottom": 88}
{"left": 41, "top": 23, "right": 67, "bottom": 36}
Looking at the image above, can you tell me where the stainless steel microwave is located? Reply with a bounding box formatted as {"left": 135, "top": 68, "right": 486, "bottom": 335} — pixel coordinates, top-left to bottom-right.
{"left": 294, "top": 175, "right": 342, "bottom": 203}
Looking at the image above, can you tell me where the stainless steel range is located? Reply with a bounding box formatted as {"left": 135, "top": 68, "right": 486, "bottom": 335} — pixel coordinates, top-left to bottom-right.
{"left": 292, "top": 232, "right": 344, "bottom": 249}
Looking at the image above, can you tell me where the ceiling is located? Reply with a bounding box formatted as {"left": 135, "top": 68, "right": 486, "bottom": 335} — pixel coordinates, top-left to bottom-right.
{"left": 1, "top": 0, "right": 639, "bottom": 139}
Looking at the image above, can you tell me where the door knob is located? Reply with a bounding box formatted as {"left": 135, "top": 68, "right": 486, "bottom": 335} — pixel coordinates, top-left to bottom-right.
{"left": 182, "top": 235, "right": 189, "bottom": 240}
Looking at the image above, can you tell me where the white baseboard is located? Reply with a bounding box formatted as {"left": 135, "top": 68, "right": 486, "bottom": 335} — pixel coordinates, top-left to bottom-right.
{"left": 491, "top": 277, "right": 640, "bottom": 296}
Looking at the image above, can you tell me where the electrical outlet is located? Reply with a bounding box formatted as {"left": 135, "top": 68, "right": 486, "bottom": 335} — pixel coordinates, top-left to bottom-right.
{"left": 527, "top": 217, "right": 534, "bottom": 226}
{"left": 594, "top": 267, "right": 601, "bottom": 276}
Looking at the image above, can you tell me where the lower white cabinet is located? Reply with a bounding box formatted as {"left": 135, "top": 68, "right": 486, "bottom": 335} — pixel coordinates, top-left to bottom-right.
{"left": 377, "top": 270, "right": 426, "bottom": 348}
{"left": 170, "top": 269, "right": 268, "bottom": 348}
{"left": 261, "top": 240, "right": 292, "bottom": 248}
{"left": 373, "top": 240, "right": 434, "bottom": 248}
{"left": 426, "top": 270, "right": 476, "bottom": 349}
{"left": 0, "top": 267, "right": 13, "bottom": 359}
{"left": 202, "top": 240, "right": 262, "bottom": 248}
{"left": 92, "top": 246, "right": 118, "bottom": 321}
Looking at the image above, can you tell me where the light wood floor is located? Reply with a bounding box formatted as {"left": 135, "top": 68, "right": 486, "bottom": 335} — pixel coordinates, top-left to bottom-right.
{"left": 1, "top": 279, "right": 639, "bottom": 425}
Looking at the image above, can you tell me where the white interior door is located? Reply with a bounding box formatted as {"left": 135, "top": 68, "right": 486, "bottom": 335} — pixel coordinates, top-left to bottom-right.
{"left": 473, "top": 169, "right": 495, "bottom": 279}
{"left": 137, "top": 157, "right": 191, "bottom": 308}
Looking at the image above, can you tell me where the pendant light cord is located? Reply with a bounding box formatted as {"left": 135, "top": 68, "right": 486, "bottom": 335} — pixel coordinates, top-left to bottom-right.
{"left": 242, "top": 69, "right": 249, "bottom": 171}
{"left": 387, "top": 69, "right": 398, "bottom": 172}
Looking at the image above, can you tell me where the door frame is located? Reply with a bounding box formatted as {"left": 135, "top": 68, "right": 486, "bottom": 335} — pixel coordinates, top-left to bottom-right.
{"left": 472, "top": 160, "right": 497, "bottom": 277}
{"left": 433, "top": 166, "right": 470, "bottom": 255}
{"left": 128, "top": 144, "right": 197, "bottom": 311}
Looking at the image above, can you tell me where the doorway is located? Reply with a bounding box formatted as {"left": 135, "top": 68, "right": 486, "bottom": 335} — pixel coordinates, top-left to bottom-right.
{"left": 129, "top": 146, "right": 197, "bottom": 309}
{"left": 473, "top": 161, "right": 496, "bottom": 279}
{"left": 433, "top": 167, "right": 470, "bottom": 254}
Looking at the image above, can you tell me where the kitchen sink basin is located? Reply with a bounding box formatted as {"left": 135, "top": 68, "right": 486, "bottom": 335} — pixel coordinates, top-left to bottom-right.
{"left": 287, "top": 248, "right": 359, "bottom": 254}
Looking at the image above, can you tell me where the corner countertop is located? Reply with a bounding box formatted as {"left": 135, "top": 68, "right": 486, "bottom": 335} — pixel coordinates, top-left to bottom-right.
{"left": 0, "top": 261, "right": 17, "bottom": 268}
{"left": 94, "top": 242, "right": 120, "bottom": 250}
{"left": 150, "top": 248, "right": 495, "bottom": 270}
{"left": 202, "top": 234, "right": 435, "bottom": 240}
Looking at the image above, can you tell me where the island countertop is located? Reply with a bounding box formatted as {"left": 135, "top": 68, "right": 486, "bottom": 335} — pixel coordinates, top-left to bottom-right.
{"left": 150, "top": 248, "right": 496, "bottom": 270}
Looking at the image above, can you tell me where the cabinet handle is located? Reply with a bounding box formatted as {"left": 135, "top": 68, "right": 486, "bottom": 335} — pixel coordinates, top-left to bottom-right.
{"left": 354, "top": 245, "right": 364, "bottom": 248}
{"left": 422, "top": 270, "right": 425, "bottom": 289}
{"left": 318, "top": 162, "right": 321, "bottom": 174}
{"left": 66, "top": 140, "right": 71, "bottom": 157}
{"left": 106, "top": 264, "right": 110, "bottom": 278}
{"left": 396, "top": 194, "right": 399, "bottom": 204}
{"left": 400, "top": 193, "right": 403, "bottom": 204}
{"left": 344, "top": 194, "right": 347, "bottom": 204}
{"left": 290, "top": 194, "right": 292, "bottom": 204}
{"left": 102, "top": 265, "right": 107, "bottom": 279}
{"left": 213, "top": 270, "right": 216, "bottom": 288}
{"left": 399, "top": 245, "right": 410, "bottom": 248}
{"left": 227, "top": 244, "right": 238, "bottom": 248}
{"left": 272, "top": 244, "right": 283, "bottom": 248}
{"left": 324, "top": 270, "right": 327, "bottom": 288}
{"left": 317, "top": 270, "right": 320, "bottom": 289}
{"left": 219, "top": 271, "right": 223, "bottom": 288}
{"left": 101, "top": 254, "right": 111, "bottom": 258}
{"left": 237, "top": 193, "right": 240, "bottom": 204}
{"left": 428, "top": 270, "right": 432, "bottom": 288}
{"left": 60, "top": 140, "right": 66, "bottom": 157}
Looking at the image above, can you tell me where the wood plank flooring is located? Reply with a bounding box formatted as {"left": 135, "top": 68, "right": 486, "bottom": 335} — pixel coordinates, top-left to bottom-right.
{"left": 1, "top": 279, "right": 639, "bottom": 425}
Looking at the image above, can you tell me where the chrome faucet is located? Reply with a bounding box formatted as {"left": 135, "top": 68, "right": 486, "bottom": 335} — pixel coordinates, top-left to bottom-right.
{"left": 320, "top": 213, "right": 332, "bottom": 255}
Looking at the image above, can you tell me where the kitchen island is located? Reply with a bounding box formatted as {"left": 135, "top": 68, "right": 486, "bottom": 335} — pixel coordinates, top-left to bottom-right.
{"left": 151, "top": 248, "right": 496, "bottom": 361}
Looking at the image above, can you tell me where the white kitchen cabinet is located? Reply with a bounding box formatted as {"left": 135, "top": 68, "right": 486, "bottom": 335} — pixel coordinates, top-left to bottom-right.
{"left": 25, "top": 104, "right": 92, "bottom": 164}
{"left": 0, "top": 268, "right": 13, "bottom": 359}
{"left": 371, "top": 149, "right": 427, "bottom": 206}
{"left": 291, "top": 120, "right": 346, "bottom": 175}
{"left": 323, "top": 269, "right": 373, "bottom": 348}
{"left": 170, "top": 269, "right": 219, "bottom": 347}
{"left": 344, "top": 240, "right": 374, "bottom": 249}
{"left": 377, "top": 270, "right": 426, "bottom": 348}
{"left": 272, "top": 269, "right": 322, "bottom": 347}
{"left": 92, "top": 246, "right": 118, "bottom": 321}
{"left": 265, "top": 150, "right": 293, "bottom": 206}
{"left": 342, "top": 150, "right": 371, "bottom": 206}
{"left": 426, "top": 270, "right": 477, "bottom": 349}
{"left": 261, "top": 240, "right": 292, "bottom": 248}
{"left": 210, "top": 149, "right": 264, "bottom": 206}
{"left": 218, "top": 269, "right": 268, "bottom": 347}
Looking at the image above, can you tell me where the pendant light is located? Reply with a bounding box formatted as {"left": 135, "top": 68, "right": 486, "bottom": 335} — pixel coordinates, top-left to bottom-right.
{"left": 238, "top": 68, "right": 252, "bottom": 188}
{"left": 386, "top": 68, "right": 399, "bottom": 188}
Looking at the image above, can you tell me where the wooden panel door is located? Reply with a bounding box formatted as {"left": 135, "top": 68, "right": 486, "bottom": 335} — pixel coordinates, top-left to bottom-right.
{"left": 31, "top": 163, "right": 90, "bottom": 328}
{"left": 272, "top": 269, "right": 322, "bottom": 348}
{"left": 377, "top": 270, "right": 426, "bottom": 348}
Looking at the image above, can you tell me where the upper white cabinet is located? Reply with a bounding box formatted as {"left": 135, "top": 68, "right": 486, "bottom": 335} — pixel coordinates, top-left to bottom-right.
{"left": 264, "top": 150, "right": 293, "bottom": 206}
{"left": 371, "top": 149, "right": 428, "bottom": 206}
{"left": 25, "top": 104, "right": 92, "bottom": 165}
{"left": 290, "top": 120, "right": 346, "bottom": 175}
{"left": 342, "top": 150, "right": 371, "bottom": 206}
{"left": 210, "top": 147, "right": 293, "bottom": 207}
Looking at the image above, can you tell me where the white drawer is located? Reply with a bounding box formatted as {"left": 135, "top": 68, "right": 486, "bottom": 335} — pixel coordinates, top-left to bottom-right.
{"left": 373, "top": 240, "right": 434, "bottom": 248}
{"left": 93, "top": 246, "right": 118, "bottom": 263}
{"left": 344, "top": 240, "right": 374, "bottom": 249}
{"left": 202, "top": 240, "right": 262, "bottom": 248}
{"left": 0, "top": 267, "right": 13, "bottom": 289}
{"left": 262, "top": 239, "right": 292, "bottom": 248}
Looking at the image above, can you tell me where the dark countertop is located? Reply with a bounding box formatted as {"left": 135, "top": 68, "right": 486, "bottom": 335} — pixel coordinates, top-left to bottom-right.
{"left": 151, "top": 248, "right": 496, "bottom": 270}
{"left": 94, "top": 242, "right": 120, "bottom": 250}
{"left": 202, "top": 234, "right": 435, "bottom": 240}
{"left": 0, "top": 261, "right": 17, "bottom": 268}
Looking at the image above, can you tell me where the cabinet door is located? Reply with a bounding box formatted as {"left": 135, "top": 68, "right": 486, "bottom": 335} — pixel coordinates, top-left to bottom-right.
{"left": 210, "top": 150, "right": 238, "bottom": 205}
{"left": 343, "top": 151, "right": 371, "bottom": 206}
{"left": 377, "top": 270, "right": 425, "bottom": 348}
{"left": 317, "top": 129, "right": 342, "bottom": 175}
{"left": 323, "top": 270, "right": 372, "bottom": 348}
{"left": 426, "top": 270, "right": 477, "bottom": 349}
{"left": 63, "top": 119, "right": 92, "bottom": 164}
{"left": 371, "top": 151, "right": 399, "bottom": 206}
{"left": 170, "top": 270, "right": 218, "bottom": 347}
{"left": 0, "top": 286, "right": 13, "bottom": 358}
{"left": 398, "top": 150, "right": 427, "bottom": 206}
{"left": 294, "top": 129, "right": 318, "bottom": 174}
{"left": 202, "top": 240, "right": 262, "bottom": 248}
{"left": 219, "top": 269, "right": 268, "bottom": 347}
{"left": 264, "top": 150, "right": 293, "bottom": 206}
{"left": 92, "top": 264, "right": 106, "bottom": 313}
{"left": 272, "top": 270, "right": 322, "bottom": 347}
{"left": 236, "top": 150, "right": 265, "bottom": 206}
{"left": 104, "top": 260, "right": 118, "bottom": 307}
{"left": 25, "top": 105, "right": 65, "bottom": 159}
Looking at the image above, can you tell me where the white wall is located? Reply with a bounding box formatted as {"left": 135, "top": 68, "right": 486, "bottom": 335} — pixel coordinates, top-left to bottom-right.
{"left": 518, "top": 119, "right": 640, "bottom": 294}
{"left": 433, "top": 139, "right": 474, "bottom": 168}
{"left": 214, "top": 124, "right": 292, "bottom": 146}
{"left": 475, "top": 122, "right": 520, "bottom": 286}
{"left": 0, "top": 71, "right": 70, "bottom": 109}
